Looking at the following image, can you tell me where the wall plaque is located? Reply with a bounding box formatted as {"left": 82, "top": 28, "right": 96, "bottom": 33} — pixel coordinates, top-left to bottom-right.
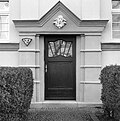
{"left": 22, "top": 38, "right": 32, "bottom": 46}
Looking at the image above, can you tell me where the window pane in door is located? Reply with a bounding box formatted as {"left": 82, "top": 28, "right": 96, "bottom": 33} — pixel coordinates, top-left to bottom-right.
{"left": 112, "top": 0, "right": 120, "bottom": 9}
{"left": 48, "top": 40, "right": 72, "bottom": 57}
{"left": 112, "top": 14, "right": 120, "bottom": 22}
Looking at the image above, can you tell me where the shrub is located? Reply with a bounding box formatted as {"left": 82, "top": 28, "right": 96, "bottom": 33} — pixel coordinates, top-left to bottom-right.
{"left": 0, "top": 67, "right": 33, "bottom": 121}
{"left": 99, "top": 65, "right": 120, "bottom": 120}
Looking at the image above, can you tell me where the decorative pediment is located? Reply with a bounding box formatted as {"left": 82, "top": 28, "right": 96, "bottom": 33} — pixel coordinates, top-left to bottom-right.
{"left": 13, "top": 1, "right": 108, "bottom": 34}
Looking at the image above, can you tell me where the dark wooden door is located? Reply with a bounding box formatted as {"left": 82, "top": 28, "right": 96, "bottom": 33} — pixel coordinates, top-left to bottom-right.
{"left": 45, "top": 35, "right": 76, "bottom": 100}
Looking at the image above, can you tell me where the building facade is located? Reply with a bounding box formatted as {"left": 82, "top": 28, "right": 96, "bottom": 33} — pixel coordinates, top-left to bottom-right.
{"left": 0, "top": 0, "right": 119, "bottom": 107}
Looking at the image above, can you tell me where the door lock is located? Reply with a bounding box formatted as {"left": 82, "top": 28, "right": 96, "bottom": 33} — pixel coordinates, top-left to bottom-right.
{"left": 45, "top": 65, "right": 48, "bottom": 73}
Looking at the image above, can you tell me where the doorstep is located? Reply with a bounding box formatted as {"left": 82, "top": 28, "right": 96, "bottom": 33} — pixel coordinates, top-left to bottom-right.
{"left": 30, "top": 101, "right": 78, "bottom": 109}
{"left": 30, "top": 101, "right": 102, "bottom": 109}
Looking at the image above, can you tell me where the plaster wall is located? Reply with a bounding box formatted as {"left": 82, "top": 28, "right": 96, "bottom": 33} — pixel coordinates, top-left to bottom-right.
{"left": 101, "top": 0, "right": 112, "bottom": 43}
{"left": 102, "top": 51, "right": 120, "bottom": 67}
{"left": 20, "top": 0, "right": 39, "bottom": 19}
{"left": 81, "top": 0, "right": 100, "bottom": 19}
{"left": 100, "top": 0, "right": 120, "bottom": 43}
{"left": 19, "top": 0, "right": 101, "bottom": 20}
{"left": 39, "top": 0, "right": 82, "bottom": 18}
{"left": 0, "top": 51, "right": 18, "bottom": 66}
{"left": 84, "top": 84, "right": 102, "bottom": 102}
{"left": 100, "top": 1, "right": 120, "bottom": 67}
{"left": 9, "top": 0, "right": 20, "bottom": 43}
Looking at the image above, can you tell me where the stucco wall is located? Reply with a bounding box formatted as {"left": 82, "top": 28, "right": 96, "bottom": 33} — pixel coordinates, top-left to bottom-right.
{"left": 102, "top": 51, "right": 120, "bottom": 67}
{"left": 20, "top": 0, "right": 101, "bottom": 20}
{"left": 100, "top": 0, "right": 120, "bottom": 67}
{"left": 101, "top": 0, "right": 112, "bottom": 43}
{"left": 0, "top": 51, "right": 18, "bottom": 66}
{"left": 82, "top": 0, "right": 100, "bottom": 19}
{"left": 9, "top": 0, "right": 20, "bottom": 43}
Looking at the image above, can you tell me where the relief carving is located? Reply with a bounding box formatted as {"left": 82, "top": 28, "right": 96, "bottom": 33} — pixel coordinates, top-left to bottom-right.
{"left": 53, "top": 15, "right": 67, "bottom": 29}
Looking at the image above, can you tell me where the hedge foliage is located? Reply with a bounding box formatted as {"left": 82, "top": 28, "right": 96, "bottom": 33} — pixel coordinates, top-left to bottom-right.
{"left": 0, "top": 67, "right": 33, "bottom": 121}
{"left": 99, "top": 65, "right": 120, "bottom": 120}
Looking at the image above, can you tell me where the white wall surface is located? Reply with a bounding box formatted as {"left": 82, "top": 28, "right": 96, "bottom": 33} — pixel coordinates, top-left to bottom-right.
{"left": 0, "top": 51, "right": 18, "bottom": 66}
{"left": 82, "top": 0, "right": 100, "bottom": 19}
{"left": 101, "top": 0, "right": 112, "bottom": 43}
{"left": 84, "top": 84, "right": 102, "bottom": 102}
{"left": 19, "top": 0, "right": 102, "bottom": 20}
{"left": 20, "top": 0, "right": 39, "bottom": 19}
{"left": 102, "top": 51, "right": 120, "bottom": 67}
{"left": 9, "top": 0, "right": 20, "bottom": 43}
{"left": 10, "top": 0, "right": 20, "bottom": 19}
{"left": 39, "top": 0, "right": 82, "bottom": 19}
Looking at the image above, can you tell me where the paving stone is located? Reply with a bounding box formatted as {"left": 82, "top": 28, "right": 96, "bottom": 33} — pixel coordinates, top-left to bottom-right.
{"left": 28, "top": 107, "right": 98, "bottom": 121}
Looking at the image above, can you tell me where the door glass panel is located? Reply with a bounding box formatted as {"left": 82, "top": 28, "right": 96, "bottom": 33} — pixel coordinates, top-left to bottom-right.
{"left": 61, "top": 41, "right": 66, "bottom": 56}
{"left": 48, "top": 40, "right": 72, "bottom": 57}
{"left": 112, "top": 14, "right": 120, "bottom": 22}
{"left": 64, "top": 42, "right": 72, "bottom": 57}
{"left": 112, "top": 1, "right": 120, "bottom": 9}
{"left": 48, "top": 44, "right": 53, "bottom": 57}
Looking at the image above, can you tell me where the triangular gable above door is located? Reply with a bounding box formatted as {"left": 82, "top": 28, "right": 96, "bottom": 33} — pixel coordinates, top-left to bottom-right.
{"left": 38, "top": 1, "right": 81, "bottom": 27}
{"left": 13, "top": 1, "right": 108, "bottom": 34}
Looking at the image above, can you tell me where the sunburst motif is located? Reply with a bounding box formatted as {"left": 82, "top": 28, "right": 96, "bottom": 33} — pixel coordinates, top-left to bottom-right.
{"left": 48, "top": 40, "right": 72, "bottom": 57}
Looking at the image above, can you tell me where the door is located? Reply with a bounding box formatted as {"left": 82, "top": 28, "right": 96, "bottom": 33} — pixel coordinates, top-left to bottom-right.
{"left": 45, "top": 35, "right": 76, "bottom": 100}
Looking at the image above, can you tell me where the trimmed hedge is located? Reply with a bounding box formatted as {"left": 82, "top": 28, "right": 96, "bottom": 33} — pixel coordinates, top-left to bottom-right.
{"left": 99, "top": 65, "right": 120, "bottom": 120}
{"left": 0, "top": 67, "right": 33, "bottom": 121}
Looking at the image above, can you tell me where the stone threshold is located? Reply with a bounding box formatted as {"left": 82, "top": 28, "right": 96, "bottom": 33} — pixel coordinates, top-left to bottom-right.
{"left": 30, "top": 101, "right": 102, "bottom": 109}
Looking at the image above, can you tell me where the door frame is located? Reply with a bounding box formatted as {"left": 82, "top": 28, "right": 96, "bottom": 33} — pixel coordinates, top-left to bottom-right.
{"left": 44, "top": 35, "right": 76, "bottom": 100}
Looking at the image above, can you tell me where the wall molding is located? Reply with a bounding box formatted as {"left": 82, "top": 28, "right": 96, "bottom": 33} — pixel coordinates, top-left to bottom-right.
{"left": 0, "top": 43, "right": 19, "bottom": 51}
{"left": 101, "top": 43, "right": 120, "bottom": 51}
{"left": 34, "top": 80, "right": 40, "bottom": 83}
{"left": 80, "top": 49, "right": 102, "bottom": 52}
{"left": 80, "top": 81, "right": 101, "bottom": 84}
{"left": 18, "top": 65, "right": 40, "bottom": 68}
{"left": 80, "top": 65, "right": 102, "bottom": 68}
{"left": 18, "top": 49, "right": 40, "bottom": 52}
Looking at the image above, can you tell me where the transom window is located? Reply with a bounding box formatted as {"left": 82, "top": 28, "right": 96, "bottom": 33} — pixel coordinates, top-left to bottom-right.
{"left": 0, "top": 0, "right": 9, "bottom": 40}
{"left": 112, "top": 0, "right": 120, "bottom": 39}
{"left": 48, "top": 40, "right": 72, "bottom": 57}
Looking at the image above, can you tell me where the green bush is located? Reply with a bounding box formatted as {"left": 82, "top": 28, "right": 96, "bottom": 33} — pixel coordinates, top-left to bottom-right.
{"left": 99, "top": 65, "right": 120, "bottom": 120}
{"left": 0, "top": 67, "right": 33, "bottom": 121}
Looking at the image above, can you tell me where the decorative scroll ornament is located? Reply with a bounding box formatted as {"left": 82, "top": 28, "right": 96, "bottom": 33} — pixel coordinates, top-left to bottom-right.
{"left": 22, "top": 38, "right": 32, "bottom": 46}
{"left": 53, "top": 15, "right": 67, "bottom": 29}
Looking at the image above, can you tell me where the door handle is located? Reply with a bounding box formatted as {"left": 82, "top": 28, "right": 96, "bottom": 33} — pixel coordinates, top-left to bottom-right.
{"left": 45, "top": 65, "right": 47, "bottom": 73}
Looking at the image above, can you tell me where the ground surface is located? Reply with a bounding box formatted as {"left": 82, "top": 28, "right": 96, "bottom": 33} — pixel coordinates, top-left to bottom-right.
{"left": 27, "top": 107, "right": 99, "bottom": 121}
{"left": 95, "top": 108, "right": 119, "bottom": 121}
